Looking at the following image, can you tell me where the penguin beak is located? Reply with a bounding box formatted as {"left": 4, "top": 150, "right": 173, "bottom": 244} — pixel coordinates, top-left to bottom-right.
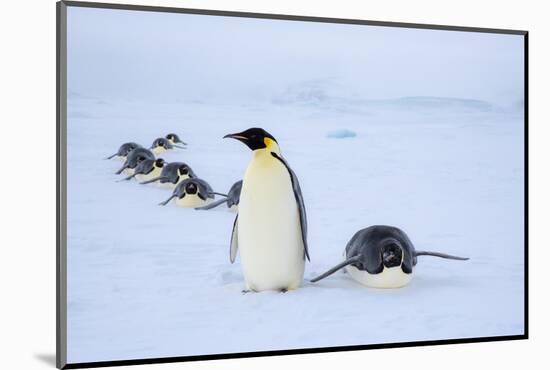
{"left": 223, "top": 133, "right": 249, "bottom": 143}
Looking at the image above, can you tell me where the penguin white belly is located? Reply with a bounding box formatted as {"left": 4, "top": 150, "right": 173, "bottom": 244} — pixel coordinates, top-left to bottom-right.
{"left": 123, "top": 168, "right": 135, "bottom": 176}
{"left": 152, "top": 147, "right": 167, "bottom": 155}
{"left": 135, "top": 167, "right": 162, "bottom": 182}
{"left": 174, "top": 195, "right": 209, "bottom": 208}
{"left": 238, "top": 157, "right": 304, "bottom": 291}
{"left": 345, "top": 264, "right": 412, "bottom": 288}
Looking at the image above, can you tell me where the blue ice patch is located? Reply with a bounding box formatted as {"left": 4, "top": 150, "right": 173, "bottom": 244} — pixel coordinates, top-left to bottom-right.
{"left": 327, "top": 129, "right": 357, "bottom": 139}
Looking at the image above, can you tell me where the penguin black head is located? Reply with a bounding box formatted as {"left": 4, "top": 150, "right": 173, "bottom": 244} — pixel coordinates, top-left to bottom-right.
{"left": 185, "top": 181, "right": 198, "bottom": 195}
{"left": 151, "top": 138, "right": 171, "bottom": 149}
{"left": 166, "top": 133, "right": 179, "bottom": 142}
{"left": 120, "top": 142, "right": 139, "bottom": 156}
{"left": 155, "top": 158, "right": 165, "bottom": 167}
{"left": 178, "top": 165, "right": 190, "bottom": 176}
{"left": 381, "top": 242, "right": 403, "bottom": 268}
{"left": 223, "top": 128, "right": 277, "bottom": 151}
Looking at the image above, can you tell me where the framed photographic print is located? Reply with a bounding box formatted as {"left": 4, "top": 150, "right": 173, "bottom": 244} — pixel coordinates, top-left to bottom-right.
{"left": 57, "top": 1, "right": 528, "bottom": 368}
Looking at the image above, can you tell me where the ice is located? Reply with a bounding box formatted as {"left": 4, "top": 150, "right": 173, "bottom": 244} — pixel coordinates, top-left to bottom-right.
{"left": 66, "top": 97, "right": 524, "bottom": 363}
{"left": 327, "top": 129, "right": 357, "bottom": 139}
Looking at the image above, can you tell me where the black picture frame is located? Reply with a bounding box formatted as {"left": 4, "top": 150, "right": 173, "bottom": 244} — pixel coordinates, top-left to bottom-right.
{"left": 56, "top": 1, "right": 529, "bottom": 368}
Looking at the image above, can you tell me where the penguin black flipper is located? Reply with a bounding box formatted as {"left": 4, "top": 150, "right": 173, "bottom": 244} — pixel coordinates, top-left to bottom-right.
{"left": 271, "top": 152, "right": 310, "bottom": 261}
{"left": 196, "top": 198, "right": 228, "bottom": 211}
{"left": 140, "top": 176, "right": 168, "bottom": 185}
{"left": 415, "top": 251, "right": 469, "bottom": 260}
{"left": 118, "top": 173, "right": 136, "bottom": 182}
{"left": 115, "top": 164, "right": 128, "bottom": 175}
{"left": 310, "top": 256, "right": 361, "bottom": 283}
{"left": 230, "top": 215, "right": 239, "bottom": 263}
{"left": 158, "top": 194, "right": 176, "bottom": 206}
{"left": 105, "top": 153, "right": 118, "bottom": 160}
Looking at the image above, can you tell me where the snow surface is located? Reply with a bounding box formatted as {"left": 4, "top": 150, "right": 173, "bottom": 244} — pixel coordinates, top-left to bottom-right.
{"left": 65, "top": 6, "right": 525, "bottom": 364}
{"left": 66, "top": 98, "right": 524, "bottom": 363}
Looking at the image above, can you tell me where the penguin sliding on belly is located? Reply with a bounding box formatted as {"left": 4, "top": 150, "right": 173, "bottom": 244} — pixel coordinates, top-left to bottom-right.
{"left": 139, "top": 162, "right": 196, "bottom": 189}
{"left": 310, "top": 225, "right": 469, "bottom": 288}
{"left": 150, "top": 137, "right": 185, "bottom": 155}
{"left": 224, "top": 128, "right": 310, "bottom": 292}
{"left": 105, "top": 142, "right": 142, "bottom": 161}
{"left": 158, "top": 178, "right": 225, "bottom": 208}
{"left": 119, "top": 158, "right": 166, "bottom": 182}
{"left": 196, "top": 180, "right": 242, "bottom": 211}
{"left": 115, "top": 147, "right": 155, "bottom": 176}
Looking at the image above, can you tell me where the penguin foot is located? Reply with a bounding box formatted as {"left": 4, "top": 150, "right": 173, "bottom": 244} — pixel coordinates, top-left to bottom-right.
{"left": 279, "top": 288, "right": 288, "bottom": 293}
{"left": 241, "top": 289, "right": 252, "bottom": 294}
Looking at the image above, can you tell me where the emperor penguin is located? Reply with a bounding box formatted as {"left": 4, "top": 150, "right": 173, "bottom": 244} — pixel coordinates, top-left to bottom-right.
{"left": 119, "top": 158, "right": 166, "bottom": 183}
{"left": 115, "top": 147, "right": 155, "bottom": 176}
{"left": 158, "top": 178, "right": 225, "bottom": 208}
{"left": 139, "top": 162, "right": 196, "bottom": 188}
{"left": 310, "top": 225, "right": 468, "bottom": 288}
{"left": 150, "top": 137, "right": 185, "bottom": 155}
{"left": 224, "top": 128, "right": 310, "bottom": 292}
{"left": 105, "top": 142, "right": 142, "bottom": 161}
{"left": 166, "top": 133, "right": 188, "bottom": 146}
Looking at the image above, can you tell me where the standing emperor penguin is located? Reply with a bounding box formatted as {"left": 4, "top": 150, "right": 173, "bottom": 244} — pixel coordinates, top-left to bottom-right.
{"left": 224, "top": 128, "right": 310, "bottom": 292}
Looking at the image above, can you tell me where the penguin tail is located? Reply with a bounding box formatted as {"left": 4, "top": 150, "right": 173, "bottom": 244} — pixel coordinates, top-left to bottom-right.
{"left": 310, "top": 256, "right": 361, "bottom": 283}
{"left": 195, "top": 198, "right": 227, "bottom": 211}
{"left": 105, "top": 153, "right": 117, "bottom": 160}
{"left": 140, "top": 176, "right": 166, "bottom": 185}
{"left": 158, "top": 195, "right": 176, "bottom": 206}
{"left": 414, "top": 251, "right": 469, "bottom": 261}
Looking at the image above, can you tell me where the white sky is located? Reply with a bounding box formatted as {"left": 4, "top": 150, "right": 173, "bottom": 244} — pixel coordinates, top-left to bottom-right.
{"left": 67, "top": 6, "right": 524, "bottom": 107}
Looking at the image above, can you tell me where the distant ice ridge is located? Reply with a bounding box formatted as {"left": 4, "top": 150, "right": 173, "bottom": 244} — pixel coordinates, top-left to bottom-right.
{"left": 327, "top": 129, "right": 357, "bottom": 139}
{"left": 270, "top": 80, "right": 502, "bottom": 114}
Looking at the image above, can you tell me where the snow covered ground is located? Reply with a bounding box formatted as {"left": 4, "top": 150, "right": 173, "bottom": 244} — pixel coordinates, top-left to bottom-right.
{"left": 66, "top": 97, "right": 524, "bottom": 363}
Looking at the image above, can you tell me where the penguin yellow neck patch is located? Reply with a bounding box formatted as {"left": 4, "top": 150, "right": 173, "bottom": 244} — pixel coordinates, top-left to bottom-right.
{"left": 263, "top": 137, "right": 281, "bottom": 155}
{"left": 264, "top": 137, "right": 275, "bottom": 148}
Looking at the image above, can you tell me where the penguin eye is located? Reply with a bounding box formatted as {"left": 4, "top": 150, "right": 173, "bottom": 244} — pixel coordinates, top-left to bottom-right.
{"left": 180, "top": 168, "right": 188, "bottom": 175}
{"left": 137, "top": 156, "right": 145, "bottom": 162}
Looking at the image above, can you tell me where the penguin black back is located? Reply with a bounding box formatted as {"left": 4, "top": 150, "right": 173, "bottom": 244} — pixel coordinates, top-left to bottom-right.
{"left": 105, "top": 142, "right": 141, "bottom": 160}
{"left": 115, "top": 147, "right": 155, "bottom": 174}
